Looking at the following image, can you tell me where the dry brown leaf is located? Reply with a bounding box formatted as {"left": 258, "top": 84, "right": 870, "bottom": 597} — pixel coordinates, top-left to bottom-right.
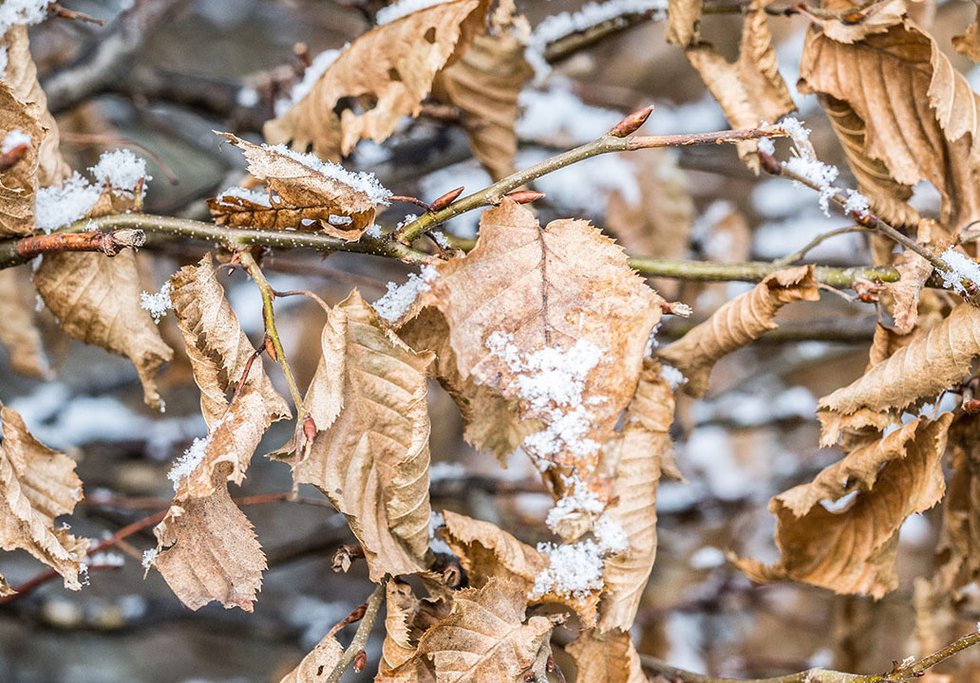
{"left": 169, "top": 253, "right": 290, "bottom": 427}
{"left": 263, "top": 0, "right": 484, "bottom": 159}
{"left": 414, "top": 199, "right": 662, "bottom": 484}
{"left": 800, "top": 19, "right": 980, "bottom": 232}
{"left": 380, "top": 580, "right": 423, "bottom": 676}
{"left": 684, "top": 0, "right": 795, "bottom": 167}
{"left": 292, "top": 291, "right": 433, "bottom": 581}
{"left": 804, "top": 0, "right": 906, "bottom": 43}
{"left": 658, "top": 266, "right": 819, "bottom": 397}
{"left": 411, "top": 579, "right": 556, "bottom": 682}
{"left": 666, "top": 0, "right": 701, "bottom": 47}
{"left": 0, "top": 268, "right": 48, "bottom": 378}
{"left": 0, "top": 403, "right": 88, "bottom": 591}
{"left": 886, "top": 249, "right": 933, "bottom": 335}
{"left": 34, "top": 251, "right": 173, "bottom": 409}
{"left": 0, "top": 83, "right": 39, "bottom": 236}
{"left": 211, "top": 133, "right": 388, "bottom": 239}
{"left": 151, "top": 386, "right": 272, "bottom": 611}
{"left": 566, "top": 629, "right": 646, "bottom": 683}
{"left": 735, "top": 414, "right": 951, "bottom": 598}
{"left": 1, "top": 26, "right": 71, "bottom": 185}
{"left": 597, "top": 361, "right": 675, "bottom": 633}
{"left": 954, "top": 2, "right": 980, "bottom": 61}
{"left": 279, "top": 632, "right": 343, "bottom": 683}
{"left": 433, "top": 29, "right": 532, "bottom": 180}
{"left": 818, "top": 303, "right": 980, "bottom": 443}
{"left": 931, "top": 414, "right": 980, "bottom": 593}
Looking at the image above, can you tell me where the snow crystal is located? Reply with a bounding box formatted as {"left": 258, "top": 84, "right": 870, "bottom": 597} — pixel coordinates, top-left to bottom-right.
{"left": 262, "top": 143, "right": 392, "bottom": 205}
{"left": 89, "top": 149, "right": 150, "bottom": 194}
{"left": 273, "top": 47, "right": 345, "bottom": 116}
{"left": 940, "top": 248, "right": 980, "bottom": 294}
{"left": 140, "top": 282, "right": 172, "bottom": 323}
{"left": 167, "top": 436, "right": 210, "bottom": 490}
{"left": 215, "top": 185, "right": 272, "bottom": 208}
{"left": 375, "top": 0, "right": 453, "bottom": 25}
{"left": 531, "top": 539, "right": 606, "bottom": 598}
{"left": 660, "top": 363, "right": 687, "bottom": 391}
{"left": 784, "top": 155, "right": 839, "bottom": 216}
{"left": 843, "top": 189, "right": 869, "bottom": 216}
{"left": 372, "top": 265, "right": 438, "bottom": 323}
{"left": 526, "top": 0, "right": 667, "bottom": 81}
{"left": 593, "top": 516, "right": 629, "bottom": 554}
{"left": 35, "top": 172, "right": 102, "bottom": 233}
{"left": 756, "top": 136, "right": 775, "bottom": 156}
{"left": 327, "top": 214, "right": 353, "bottom": 227}
{"left": 545, "top": 481, "right": 605, "bottom": 532}
{"left": 0, "top": 0, "right": 49, "bottom": 35}
{"left": 1, "top": 128, "right": 30, "bottom": 155}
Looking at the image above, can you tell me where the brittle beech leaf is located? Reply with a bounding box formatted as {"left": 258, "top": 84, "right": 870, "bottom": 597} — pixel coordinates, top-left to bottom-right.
{"left": 566, "top": 629, "right": 646, "bottom": 683}
{"left": 169, "top": 253, "right": 290, "bottom": 427}
{"left": 735, "top": 415, "right": 951, "bottom": 598}
{"left": 293, "top": 291, "right": 433, "bottom": 581}
{"left": 414, "top": 199, "right": 662, "bottom": 481}
{"left": 0, "top": 84, "right": 39, "bottom": 236}
{"left": 818, "top": 303, "right": 980, "bottom": 444}
{"left": 263, "top": 0, "right": 484, "bottom": 159}
{"left": 411, "top": 579, "right": 556, "bottom": 683}
{"left": 598, "top": 361, "right": 675, "bottom": 633}
{"left": 433, "top": 28, "right": 532, "bottom": 180}
{"left": 658, "top": 266, "right": 819, "bottom": 397}
{"left": 279, "top": 633, "right": 343, "bottom": 683}
{"left": 0, "top": 269, "right": 49, "bottom": 378}
{"left": 379, "top": 580, "right": 423, "bottom": 677}
{"left": 684, "top": 0, "right": 795, "bottom": 168}
{"left": 151, "top": 386, "right": 272, "bottom": 611}
{"left": 34, "top": 251, "right": 174, "bottom": 409}
{"left": 800, "top": 19, "right": 980, "bottom": 231}
{"left": 211, "top": 133, "right": 387, "bottom": 239}
{"left": 666, "top": 0, "right": 701, "bottom": 46}
{"left": 1, "top": 26, "right": 71, "bottom": 185}
{"left": 0, "top": 404, "right": 88, "bottom": 591}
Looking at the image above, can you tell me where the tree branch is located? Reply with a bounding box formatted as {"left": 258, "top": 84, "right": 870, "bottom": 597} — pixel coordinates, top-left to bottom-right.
{"left": 628, "top": 257, "right": 897, "bottom": 288}
{"left": 326, "top": 578, "right": 388, "bottom": 683}
{"left": 14, "top": 229, "right": 145, "bottom": 260}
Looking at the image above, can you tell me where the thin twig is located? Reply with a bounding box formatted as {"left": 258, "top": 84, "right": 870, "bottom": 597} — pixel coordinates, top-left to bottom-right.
{"left": 238, "top": 251, "right": 304, "bottom": 413}
{"left": 774, "top": 225, "right": 872, "bottom": 266}
{"left": 14, "top": 229, "right": 145, "bottom": 260}
{"left": 628, "top": 257, "right": 897, "bottom": 289}
{"left": 325, "top": 578, "right": 388, "bottom": 683}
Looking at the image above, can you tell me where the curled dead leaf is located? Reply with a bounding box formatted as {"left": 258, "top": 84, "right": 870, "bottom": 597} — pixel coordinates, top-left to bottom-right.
{"left": 0, "top": 84, "right": 39, "bottom": 236}
{"left": 566, "top": 629, "right": 646, "bottom": 683}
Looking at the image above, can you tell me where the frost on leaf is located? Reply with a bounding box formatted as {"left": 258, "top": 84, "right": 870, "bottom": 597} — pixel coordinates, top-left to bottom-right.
{"left": 683, "top": 0, "right": 795, "bottom": 168}
{"left": 0, "top": 403, "right": 88, "bottom": 592}
{"left": 408, "top": 199, "right": 662, "bottom": 502}
{"left": 263, "top": 0, "right": 484, "bottom": 160}
{"left": 800, "top": 18, "right": 980, "bottom": 233}
{"left": 169, "top": 253, "right": 290, "bottom": 428}
{"left": 818, "top": 304, "right": 980, "bottom": 444}
{"left": 566, "top": 629, "right": 647, "bottom": 683}
{"left": 151, "top": 386, "right": 271, "bottom": 611}
{"left": 0, "top": 84, "right": 39, "bottom": 236}
{"left": 406, "top": 579, "right": 557, "bottom": 683}
{"left": 290, "top": 291, "right": 434, "bottom": 581}
{"left": 735, "top": 415, "right": 951, "bottom": 598}
{"left": 210, "top": 133, "right": 389, "bottom": 240}
{"left": 658, "top": 266, "right": 819, "bottom": 397}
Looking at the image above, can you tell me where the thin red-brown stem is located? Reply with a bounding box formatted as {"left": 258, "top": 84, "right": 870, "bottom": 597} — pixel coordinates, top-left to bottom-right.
{"left": 15, "top": 230, "right": 144, "bottom": 260}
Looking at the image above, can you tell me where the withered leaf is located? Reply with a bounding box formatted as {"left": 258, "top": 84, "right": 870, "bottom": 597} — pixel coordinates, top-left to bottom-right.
{"left": 0, "top": 83, "right": 39, "bottom": 236}
{"left": 598, "top": 361, "right": 674, "bottom": 633}
{"left": 279, "top": 632, "right": 343, "bottom": 683}
{"left": 666, "top": 0, "right": 701, "bottom": 47}
{"left": 414, "top": 199, "right": 662, "bottom": 479}
{"left": 293, "top": 291, "right": 433, "bottom": 581}
{"left": 212, "top": 133, "right": 387, "bottom": 239}
{"left": 151, "top": 386, "right": 272, "bottom": 611}
{"left": 818, "top": 303, "right": 980, "bottom": 443}
{"left": 735, "top": 414, "right": 951, "bottom": 598}
{"left": 684, "top": 0, "right": 795, "bottom": 168}
{"left": 658, "top": 266, "right": 819, "bottom": 397}
{"left": 263, "top": 0, "right": 484, "bottom": 159}
{"left": 0, "top": 404, "right": 88, "bottom": 591}
{"left": 954, "top": 2, "right": 980, "bottom": 62}
{"left": 411, "top": 579, "right": 555, "bottom": 683}
{"left": 932, "top": 414, "right": 980, "bottom": 593}
{"left": 884, "top": 245, "right": 934, "bottom": 335}
{"left": 800, "top": 19, "right": 980, "bottom": 232}
{"left": 169, "top": 253, "right": 290, "bottom": 428}
{"left": 34, "top": 251, "right": 173, "bottom": 409}
{"left": 0, "top": 268, "right": 48, "bottom": 378}
{"left": 566, "top": 629, "right": 646, "bottom": 683}
{"left": 433, "top": 29, "right": 533, "bottom": 180}
{"left": 379, "top": 580, "right": 423, "bottom": 677}
{"left": 803, "top": 0, "right": 906, "bottom": 43}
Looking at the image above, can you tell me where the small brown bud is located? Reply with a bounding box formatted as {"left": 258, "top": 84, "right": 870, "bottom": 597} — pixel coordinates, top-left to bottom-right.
{"left": 758, "top": 150, "right": 781, "bottom": 175}
{"left": 964, "top": 399, "right": 980, "bottom": 414}
{"left": 264, "top": 335, "right": 278, "bottom": 361}
{"left": 608, "top": 104, "right": 654, "bottom": 138}
{"left": 430, "top": 186, "right": 465, "bottom": 211}
{"left": 303, "top": 414, "right": 317, "bottom": 443}
{"left": 505, "top": 190, "right": 545, "bottom": 205}
{"left": 0, "top": 140, "right": 29, "bottom": 172}
{"left": 353, "top": 649, "right": 367, "bottom": 673}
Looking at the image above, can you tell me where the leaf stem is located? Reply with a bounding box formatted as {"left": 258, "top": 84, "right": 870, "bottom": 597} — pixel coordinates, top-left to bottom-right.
{"left": 238, "top": 251, "right": 305, "bottom": 414}
{"left": 326, "top": 578, "right": 388, "bottom": 683}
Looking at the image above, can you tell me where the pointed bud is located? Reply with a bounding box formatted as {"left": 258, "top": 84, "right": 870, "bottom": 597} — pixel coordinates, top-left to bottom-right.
{"left": 505, "top": 190, "right": 545, "bottom": 205}
{"left": 430, "top": 186, "right": 465, "bottom": 211}
{"left": 608, "top": 105, "right": 654, "bottom": 138}
{"left": 353, "top": 650, "right": 367, "bottom": 673}
{"left": 264, "top": 335, "right": 278, "bottom": 361}
{"left": 303, "top": 414, "right": 317, "bottom": 443}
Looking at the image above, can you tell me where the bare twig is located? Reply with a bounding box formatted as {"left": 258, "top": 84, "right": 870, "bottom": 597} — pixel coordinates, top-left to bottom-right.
{"left": 774, "top": 225, "right": 872, "bottom": 266}
{"left": 325, "top": 578, "right": 388, "bottom": 683}
{"left": 628, "top": 257, "right": 897, "bottom": 289}
{"left": 14, "top": 229, "right": 144, "bottom": 260}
